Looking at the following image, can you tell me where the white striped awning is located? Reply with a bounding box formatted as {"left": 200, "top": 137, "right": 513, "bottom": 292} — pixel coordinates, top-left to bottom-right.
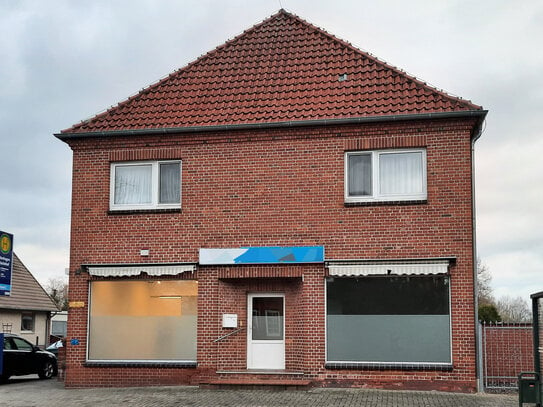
{"left": 87, "top": 264, "right": 196, "bottom": 277}
{"left": 327, "top": 260, "right": 450, "bottom": 277}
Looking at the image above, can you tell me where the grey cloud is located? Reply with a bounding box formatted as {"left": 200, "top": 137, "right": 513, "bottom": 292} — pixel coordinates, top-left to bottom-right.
{"left": 1, "top": 1, "right": 542, "bottom": 295}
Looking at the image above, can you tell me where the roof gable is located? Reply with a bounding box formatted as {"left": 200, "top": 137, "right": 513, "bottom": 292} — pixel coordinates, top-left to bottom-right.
{"left": 0, "top": 253, "right": 58, "bottom": 312}
{"left": 62, "top": 9, "right": 482, "bottom": 135}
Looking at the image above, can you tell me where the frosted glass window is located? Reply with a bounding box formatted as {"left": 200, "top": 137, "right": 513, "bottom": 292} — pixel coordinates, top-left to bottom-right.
{"left": 88, "top": 280, "right": 197, "bottom": 361}
{"left": 326, "top": 276, "right": 450, "bottom": 364}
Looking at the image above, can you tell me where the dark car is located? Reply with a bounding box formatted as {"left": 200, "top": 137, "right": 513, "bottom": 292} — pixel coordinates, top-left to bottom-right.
{"left": 1, "top": 334, "right": 58, "bottom": 381}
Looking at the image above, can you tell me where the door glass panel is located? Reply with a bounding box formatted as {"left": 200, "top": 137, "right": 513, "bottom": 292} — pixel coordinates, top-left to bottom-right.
{"left": 252, "top": 297, "right": 283, "bottom": 340}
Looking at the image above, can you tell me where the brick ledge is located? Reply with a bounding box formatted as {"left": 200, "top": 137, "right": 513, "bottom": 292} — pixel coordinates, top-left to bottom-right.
{"left": 84, "top": 361, "right": 197, "bottom": 368}
{"left": 325, "top": 362, "right": 453, "bottom": 371}
{"left": 216, "top": 369, "right": 305, "bottom": 375}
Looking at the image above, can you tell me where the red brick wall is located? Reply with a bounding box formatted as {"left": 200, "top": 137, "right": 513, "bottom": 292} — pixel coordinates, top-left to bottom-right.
{"left": 197, "top": 266, "right": 309, "bottom": 374}
{"left": 64, "top": 118, "right": 478, "bottom": 391}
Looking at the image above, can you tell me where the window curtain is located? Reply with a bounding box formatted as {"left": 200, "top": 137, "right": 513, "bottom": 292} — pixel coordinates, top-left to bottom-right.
{"left": 379, "top": 152, "right": 423, "bottom": 195}
{"left": 348, "top": 154, "right": 372, "bottom": 196}
{"left": 159, "top": 163, "right": 180, "bottom": 204}
{"left": 114, "top": 165, "right": 152, "bottom": 204}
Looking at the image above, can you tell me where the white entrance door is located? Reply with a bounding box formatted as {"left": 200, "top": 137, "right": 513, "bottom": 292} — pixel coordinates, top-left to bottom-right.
{"left": 247, "top": 293, "right": 285, "bottom": 369}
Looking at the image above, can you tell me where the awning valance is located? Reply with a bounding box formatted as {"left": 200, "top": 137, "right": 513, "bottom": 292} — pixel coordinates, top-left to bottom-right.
{"left": 327, "top": 260, "right": 450, "bottom": 277}
{"left": 87, "top": 264, "right": 196, "bottom": 277}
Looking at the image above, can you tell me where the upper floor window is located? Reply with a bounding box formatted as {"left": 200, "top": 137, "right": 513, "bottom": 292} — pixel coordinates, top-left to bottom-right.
{"left": 110, "top": 161, "right": 181, "bottom": 211}
{"left": 345, "top": 149, "right": 427, "bottom": 203}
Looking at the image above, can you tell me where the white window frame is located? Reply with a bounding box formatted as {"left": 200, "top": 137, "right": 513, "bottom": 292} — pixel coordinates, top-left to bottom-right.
{"left": 21, "top": 311, "right": 35, "bottom": 332}
{"left": 110, "top": 160, "right": 181, "bottom": 211}
{"left": 344, "top": 148, "right": 427, "bottom": 203}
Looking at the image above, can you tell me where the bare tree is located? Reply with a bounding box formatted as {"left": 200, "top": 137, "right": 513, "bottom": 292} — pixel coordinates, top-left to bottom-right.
{"left": 496, "top": 295, "right": 532, "bottom": 323}
{"left": 45, "top": 277, "right": 69, "bottom": 311}
{"left": 476, "top": 259, "right": 532, "bottom": 323}
{"left": 477, "top": 258, "right": 494, "bottom": 306}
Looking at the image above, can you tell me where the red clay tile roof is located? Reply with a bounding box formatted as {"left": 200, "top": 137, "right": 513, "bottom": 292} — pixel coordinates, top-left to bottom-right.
{"left": 62, "top": 10, "right": 483, "bottom": 135}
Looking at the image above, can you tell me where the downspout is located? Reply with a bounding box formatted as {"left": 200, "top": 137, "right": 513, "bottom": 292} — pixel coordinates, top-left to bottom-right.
{"left": 45, "top": 311, "right": 52, "bottom": 348}
{"left": 471, "top": 119, "right": 485, "bottom": 392}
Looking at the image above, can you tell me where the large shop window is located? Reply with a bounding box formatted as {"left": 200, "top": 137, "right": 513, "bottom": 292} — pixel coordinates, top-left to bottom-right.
{"left": 88, "top": 280, "right": 197, "bottom": 362}
{"left": 345, "top": 149, "right": 426, "bottom": 203}
{"left": 326, "top": 275, "right": 451, "bottom": 365}
{"left": 110, "top": 160, "right": 181, "bottom": 210}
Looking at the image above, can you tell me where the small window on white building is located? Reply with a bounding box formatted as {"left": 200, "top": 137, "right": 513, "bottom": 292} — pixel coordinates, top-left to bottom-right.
{"left": 21, "top": 312, "right": 35, "bottom": 332}
{"left": 110, "top": 161, "right": 181, "bottom": 210}
{"left": 345, "top": 149, "right": 427, "bottom": 202}
{"left": 52, "top": 320, "right": 67, "bottom": 337}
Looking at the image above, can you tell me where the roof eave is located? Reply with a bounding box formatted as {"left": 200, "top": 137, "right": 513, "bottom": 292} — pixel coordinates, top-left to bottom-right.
{"left": 56, "top": 110, "right": 488, "bottom": 142}
{"left": 0, "top": 305, "right": 59, "bottom": 312}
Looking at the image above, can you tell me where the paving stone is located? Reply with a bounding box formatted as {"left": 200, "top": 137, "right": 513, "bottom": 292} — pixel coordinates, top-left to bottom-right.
{"left": 0, "top": 376, "right": 522, "bottom": 407}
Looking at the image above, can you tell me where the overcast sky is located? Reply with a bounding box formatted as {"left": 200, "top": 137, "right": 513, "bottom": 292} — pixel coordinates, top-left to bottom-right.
{"left": 1, "top": 0, "right": 542, "bottom": 302}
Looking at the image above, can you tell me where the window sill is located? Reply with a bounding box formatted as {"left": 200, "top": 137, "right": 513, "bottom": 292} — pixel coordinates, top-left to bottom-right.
{"left": 344, "top": 199, "right": 427, "bottom": 207}
{"left": 108, "top": 208, "right": 182, "bottom": 215}
{"left": 84, "top": 361, "right": 197, "bottom": 368}
{"left": 325, "top": 362, "right": 452, "bottom": 371}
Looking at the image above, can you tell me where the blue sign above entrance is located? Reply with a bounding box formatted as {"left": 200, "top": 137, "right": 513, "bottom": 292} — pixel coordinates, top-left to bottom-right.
{"left": 199, "top": 246, "right": 324, "bottom": 265}
{"left": 0, "top": 231, "right": 13, "bottom": 296}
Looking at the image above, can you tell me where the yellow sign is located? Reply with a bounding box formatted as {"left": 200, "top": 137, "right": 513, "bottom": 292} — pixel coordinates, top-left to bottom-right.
{"left": 69, "top": 301, "right": 85, "bottom": 308}
{"left": 0, "top": 234, "right": 11, "bottom": 254}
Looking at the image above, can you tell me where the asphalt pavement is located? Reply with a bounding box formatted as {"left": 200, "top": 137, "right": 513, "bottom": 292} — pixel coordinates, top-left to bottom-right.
{"left": 0, "top": 375, "right": 523, "bottom": 407}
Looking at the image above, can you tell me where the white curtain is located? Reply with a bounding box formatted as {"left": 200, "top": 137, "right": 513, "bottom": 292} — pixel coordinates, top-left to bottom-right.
{"left": 114, "top": 164, "right": 152, "bottom": 204}
{"left": 348, "top": 154, "right": 372, "bottom": 196}
{"left": 159, "top": 162, "right": 180, "bottom": 204}
{"left": 379, "top": 152, "right": 423, "bottom": 195}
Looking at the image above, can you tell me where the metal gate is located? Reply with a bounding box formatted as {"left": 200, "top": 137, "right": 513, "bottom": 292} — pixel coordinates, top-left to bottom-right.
{"left": 481, "top": 321, "right": 534, "bottom": 390}
{"left": 532, "top": 294, "right": 543, "bottom": 388}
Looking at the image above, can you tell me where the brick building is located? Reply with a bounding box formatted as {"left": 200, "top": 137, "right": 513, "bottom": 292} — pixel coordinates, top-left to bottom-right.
{"left": 56, "top": 10, "right": 486, "bottom": 391}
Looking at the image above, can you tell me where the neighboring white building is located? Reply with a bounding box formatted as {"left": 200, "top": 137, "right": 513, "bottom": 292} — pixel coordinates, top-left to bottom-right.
{"left": 0, "top": 253, "right": 59, "bottom": 347}
{"left": 51, "top": 311, "right": 68, "bottom": 339}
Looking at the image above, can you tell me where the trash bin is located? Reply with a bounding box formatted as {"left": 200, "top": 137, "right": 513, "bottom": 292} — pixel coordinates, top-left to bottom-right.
{"left": 519, "top": 372, "right": 541, "bottom": 406}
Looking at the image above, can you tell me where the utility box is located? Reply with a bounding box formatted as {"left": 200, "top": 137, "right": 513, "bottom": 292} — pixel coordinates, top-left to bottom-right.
{"left": 518, "top": 372, "right": 540, "bottom": 406}
{"left": 222, "top": 314, "right": 238, "bottom": 328}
